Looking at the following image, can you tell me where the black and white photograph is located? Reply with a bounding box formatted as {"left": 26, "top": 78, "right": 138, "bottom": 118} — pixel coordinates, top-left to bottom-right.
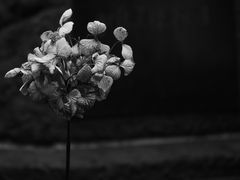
{"left": 0, "top": 0, "right": 239, "bottom": 179}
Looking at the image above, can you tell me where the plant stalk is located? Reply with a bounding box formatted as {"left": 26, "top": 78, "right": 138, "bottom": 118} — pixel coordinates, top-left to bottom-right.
{"left": 65, "top": 117, "right": 71, "bottom": 180}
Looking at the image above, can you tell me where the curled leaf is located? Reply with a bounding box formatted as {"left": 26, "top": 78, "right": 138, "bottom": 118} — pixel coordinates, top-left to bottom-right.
{"left": 120, "top": 59, "right": 135, "bottom": 76}
{"left": 105, "top": 65, "right": 121, "bottom": 80}
{"left": 59, "top": 21, "right": 74, "bottom": 36}
{"left": 5, "top": 68, "right": 21, "bottom": 78}
{"left": 87, "top": 21, "right": 106, "bottom": 35}
{"left": 113, "top": 27, "right": 128, "bottom": 41}
{"left": 59, "top": 9, "right": 73, "bottom": 26}
{"left": 122, "top": 44, "right": 133, "bottom": 59}
{"left": 91, "top": 54, "right": 108, "bottom": 73}
{"left": 76, "top": 64, "right": 92, "bottom": 82}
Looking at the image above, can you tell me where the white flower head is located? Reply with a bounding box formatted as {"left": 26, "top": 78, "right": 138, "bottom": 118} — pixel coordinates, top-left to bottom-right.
{"left": 87, "top": 21, "right": 106, "bottom": 35}
{"left": 113, "top": 27, "right": 128, "bottom": 41}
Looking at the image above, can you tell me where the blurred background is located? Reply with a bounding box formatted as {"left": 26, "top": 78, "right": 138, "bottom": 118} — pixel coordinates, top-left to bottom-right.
{"left": 0, "top": 0, "right": 239, "bottom": 179}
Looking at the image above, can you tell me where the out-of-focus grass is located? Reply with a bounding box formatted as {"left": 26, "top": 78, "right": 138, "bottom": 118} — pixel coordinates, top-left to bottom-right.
{"left": 0, "top": 113, "right": 239, "bottom": 145}
{"left": 0, "top": 157, "right": 240, "bottom": 180}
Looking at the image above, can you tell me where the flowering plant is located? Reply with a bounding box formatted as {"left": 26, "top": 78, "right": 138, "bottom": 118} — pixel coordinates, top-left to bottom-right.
{"left": 5, "top": 9, "right": 135, "bottom": 119}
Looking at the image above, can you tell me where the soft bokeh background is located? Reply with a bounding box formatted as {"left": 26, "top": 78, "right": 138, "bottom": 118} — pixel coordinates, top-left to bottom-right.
{"left": 0, "top": 0, "right": 239, "bottom": 179}
{"left": 0, "top": 0, "right": 238, "bottom": 144}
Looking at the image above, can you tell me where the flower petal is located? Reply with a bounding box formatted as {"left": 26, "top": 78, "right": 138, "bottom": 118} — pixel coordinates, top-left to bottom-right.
{"left": 113, "top": 27, "right": 128, "bottom": 41}
{"left": 121, "top": 44, "right": 133, "bottom": 59}
{"left": 91, "top": 54, "right": 108, "bottom": 73}
{"left": 120, "top": 59, "right": 135, "bottom": 76}
{"left": 5, "top": 68, "right": 21, "bottom": 78}
{"left": 79, "top": 39, "right": 98, "bottom": 56}
{"left": 106, "top": 56, "right": 121, "bottom": 65}
{"left": 59, "top": 21, "right": 74, "bottom": 36}
{"left": 76, "top": 64, "right": 92, "bottom": 82}
{"left": 40, "top": 31, "right": 53, "bottom": 42}
{"left": 97, "top": 75, "right": 113, "bottom": 93}
{"left": 55, "top": 38, "right": 72, "bottom": 57}
{"left": 105, "top": 65, "right": 121, "bottom": 80}
{"left": 59, "top": 9, "right": 73, "bottom": 26}
{"left": 87, "top": 21, "right": 106, "bottom": 35}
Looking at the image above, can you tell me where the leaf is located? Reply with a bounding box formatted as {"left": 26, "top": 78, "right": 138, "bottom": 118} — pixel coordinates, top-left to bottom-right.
{"left": 76, "top": 64, "right": 92, "bottom": 82}
{"left": 59, "top": 21, "right": 74, "bottom": 36}
{"left": 55, "top": 38, "right": 72, "bottom": 57}
{"left": 5, "top": 68, "right": 21, "bottom": 78}
{"left": 121, "top": 44, "right": 133, "bottom": 59}
{"left": 120, "top": 59, "right": 135, "bottom": 76}
{"left": 59, "top": 9, "right": 73, "bottom": 26}
{"left": 113, "top": 27, "right": 128, "bottom": 41}
{"left": 87, "top": 21, "right": 106, "bottom": 35}
{"left": 91, "top": 54, "right": 108, "bottom": 73}
{"left": 40, "top": 31, "right": 53, "bottom": 42}
{"left": 105, "top": 65, "right": 121, "bottom": 80}
{"left": 106, "top": 56, "right": 121, "bottom": 65}
{"left": 97, "top": 75, "right": 113, "bottom": 93}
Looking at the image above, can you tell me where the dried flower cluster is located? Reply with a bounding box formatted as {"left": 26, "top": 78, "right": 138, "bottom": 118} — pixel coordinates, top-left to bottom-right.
{"left": 5, "top": 9, "right": 135, "bottom": 119}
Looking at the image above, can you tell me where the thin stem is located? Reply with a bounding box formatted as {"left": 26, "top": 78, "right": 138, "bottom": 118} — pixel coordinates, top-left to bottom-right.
{"left": 65, "top": 117, "right": 71, "bottom": 180}
{"left": 109, "top": 41, "right": 121, "bottom": 54}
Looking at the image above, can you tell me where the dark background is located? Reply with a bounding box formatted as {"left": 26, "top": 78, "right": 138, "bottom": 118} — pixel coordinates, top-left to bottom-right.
{"left": 0, "top": 0, "right": 239, "bottom": 145}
